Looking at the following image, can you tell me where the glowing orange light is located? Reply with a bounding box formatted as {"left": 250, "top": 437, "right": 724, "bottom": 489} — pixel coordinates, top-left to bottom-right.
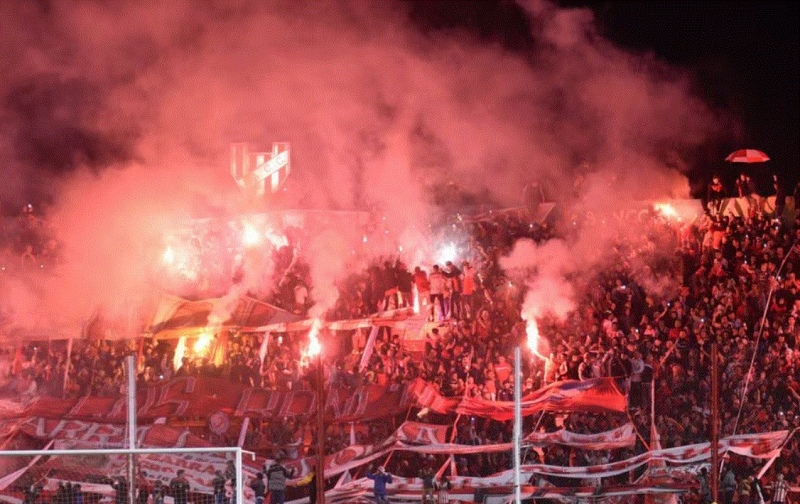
{"left": 162, "top": 246, "right": 175, "bottom": 264}
{"left": 525, "top": 319, "right": 547, "bottom": 360}
{"left": 437, "top": 243, "right": 458, "bottom": 264}
{"left": 193, "top": 332, "right": 214, "bottom": 355}
{"left": 307, "top": 319, "right": 323, "bottom": 358}
{"left": 242, "top": 222, "right": 262, "bottom": 247}
{"left": 173, "top": 336, "right": 186, "bottom": 370}
{"left": 654, "top": 202, "right": 681, "bottom": 221}
{"left": 265, "top": 228, "right": 289, "bottom": 248}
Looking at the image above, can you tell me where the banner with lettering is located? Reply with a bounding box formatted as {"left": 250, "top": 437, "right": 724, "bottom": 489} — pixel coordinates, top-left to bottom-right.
{"left": 21, "top": 417, "right": 788, "bottom": 484}
{"left": 3, "top": 420, "right": 788, "bottom": 504}
{"left": 18, "top": 418, "right": 214, "bottom": 449}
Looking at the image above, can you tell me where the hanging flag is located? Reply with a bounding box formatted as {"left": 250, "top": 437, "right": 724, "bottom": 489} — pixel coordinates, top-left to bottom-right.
{"left": 455, "top": 378, "right": 627, "bottom": 420}
{"left": 230, "top": 142, "right": 291, "bottom": 197}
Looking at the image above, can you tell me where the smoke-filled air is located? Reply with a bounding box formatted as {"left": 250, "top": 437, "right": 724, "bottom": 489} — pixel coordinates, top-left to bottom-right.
{"left": 0, "top": 0, "right": 729, "bottom": 334}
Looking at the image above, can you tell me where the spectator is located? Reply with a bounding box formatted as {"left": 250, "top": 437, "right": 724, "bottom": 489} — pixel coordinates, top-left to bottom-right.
{"left": 366, "top": 465, "right": 393, "bottom": 504}
{"left": 169, "top": 469, "right": 190, "bottom": 504}
{"left": 152, "top": 481, "right": 165, "bottom": 504}
{"left": 73, "top": 485, "right": 84, "bottom": 504}
{"left": 773, "top": 174, "right": 787, "bottom": 220}
{"left": 4, "top": 197, "right": 800, "bottom": 501}
{"left": 396, "top": 261, "right": 414, "bottom": 308}
{"left": 735, "top": 172, "right": 757, "bottom": 198}
{"left": 136, "top": 473, "right": 150, "bottom": 504}
{"left": 697, "top": 467, "right": 712, "bottom": 504}
{"left": 721, "top": 466, "right": 736, "bottom": 504}
{"left": 707, "top": 176, "right": 726, "bottom": 216}
{"left": 461, "top": 260, "right": 477, "bottom": 320}
{"left": 111, "top": 476, "right": 128, "bottom": 504}
{"left": 444, "top": 260, "right": 463, "bottom": 320}
{"left": 429, "top": 265, "right": 447, "bottom": 322}
{"left": 420, "top": 465, "right": 436, "bottom": 504}
{"left": 414, "top": 266, "right": 430, "bottom": 312}
{"left": 437, "top": 474, "right": 452, "bottom": 504}
{"left": 265, "top": 455, "right": 293, "bottom": 504}
{"left": 738, "top": 474, "right": 752, "bottom": 503}
{"left": 308, "top": 468, "right": 318, "bottom": 504}
{"left": 770, "top": 473, "right": 789, "bottom": 504}
{"left": 212, "top": 471, "right": 226, "bottom": 504}
{"left": 225, "top": 459, "right": 237, "bottom": 503}
{"left": 23, "top": 483, "right": 43, "bottom": 504}
{"left": 249, "top": 472, "right": 266, "bottom": 504}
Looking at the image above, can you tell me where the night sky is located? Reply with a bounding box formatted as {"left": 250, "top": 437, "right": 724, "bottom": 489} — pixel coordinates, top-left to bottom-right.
{"left": 408, "top": 0, "right": 799, "bottom": 192}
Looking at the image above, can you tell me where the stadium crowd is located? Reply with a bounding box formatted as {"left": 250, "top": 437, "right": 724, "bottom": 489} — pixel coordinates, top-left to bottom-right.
{"left": 2, "top": 194, "right": 800, "bottom": 503}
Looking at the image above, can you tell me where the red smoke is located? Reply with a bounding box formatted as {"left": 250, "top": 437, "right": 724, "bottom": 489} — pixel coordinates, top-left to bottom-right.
{"left": 0, "top": 0, "right": 729, "bottom": 334}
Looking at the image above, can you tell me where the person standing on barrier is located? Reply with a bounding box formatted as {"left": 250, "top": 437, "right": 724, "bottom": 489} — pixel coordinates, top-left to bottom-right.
{"left": 444, "top": 261, "right": 463, "bottom": 320}
{"left": 428, "top": 265, "right": 447, "bottom": 322}
{"left": 773, "top": 174, "right": 787, "bottom": 221}
{"left": 707, "top": 175, "right": 726, "bottom": 217}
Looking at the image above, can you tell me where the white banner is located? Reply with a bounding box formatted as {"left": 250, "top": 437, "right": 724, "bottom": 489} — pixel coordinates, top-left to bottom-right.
{"left": 525, "top": 423, "right": 636, "bottom": 450}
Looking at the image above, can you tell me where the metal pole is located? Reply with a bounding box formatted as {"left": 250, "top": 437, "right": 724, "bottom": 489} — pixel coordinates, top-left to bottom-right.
{"left": 237, "top": 417, "right": 250, "bottom": 448}
{"left": 235, "top": 447, "right": 243, "bottom": 504}
{"left": 127, "top": 355, "right": 136, "bottom": 504}
{"left": 710, "top": 340, "right": 719, "bottom": 504}
{"left": 513, "top": 346, "right": 522, "bottom": 504}
{"left": 316, "top": 353, "right": 326, "bottom": 504}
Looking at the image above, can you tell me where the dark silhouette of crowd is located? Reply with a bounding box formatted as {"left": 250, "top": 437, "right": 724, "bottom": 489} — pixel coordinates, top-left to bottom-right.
{"left": 2, "top": 197, "right": 799, "bottom": 503}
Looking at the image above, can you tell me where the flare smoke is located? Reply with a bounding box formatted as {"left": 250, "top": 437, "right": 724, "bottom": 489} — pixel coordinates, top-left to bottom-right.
{"left": 0, "top": 0, "right": 728, "bottom": 332}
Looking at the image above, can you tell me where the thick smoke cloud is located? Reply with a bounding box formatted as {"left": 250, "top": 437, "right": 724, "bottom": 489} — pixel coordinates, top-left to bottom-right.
{"left": 0, "top": 0, "right": 727, "bottom": 333}
{"left": 499, "top": 239, "right": 576, "bottom": 321}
